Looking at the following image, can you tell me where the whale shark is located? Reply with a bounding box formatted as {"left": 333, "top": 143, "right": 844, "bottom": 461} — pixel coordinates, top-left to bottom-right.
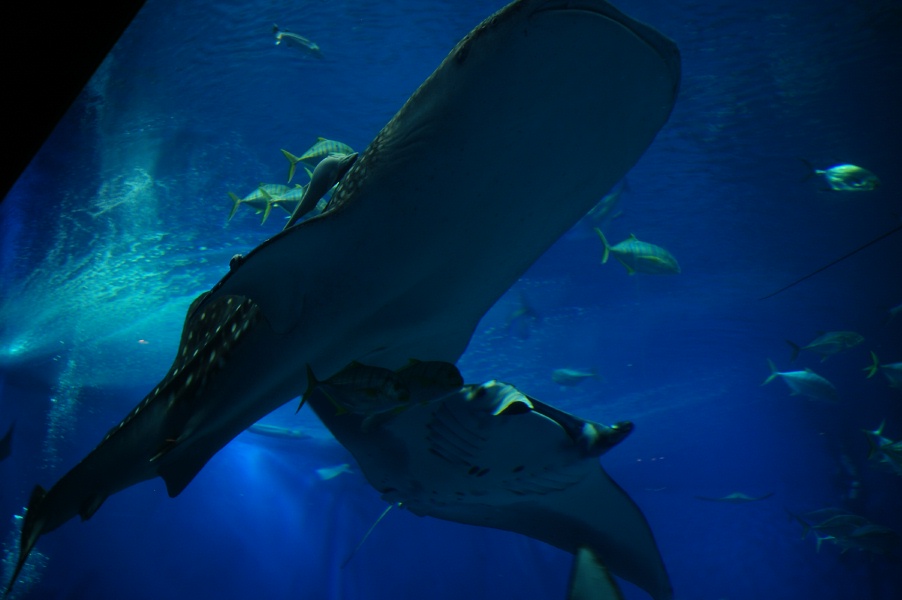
{"left": 304, "top": 363, "right": 672, "bottom": 599}
{"left": 6, "top": 0, "right": 679, "bottom": 595}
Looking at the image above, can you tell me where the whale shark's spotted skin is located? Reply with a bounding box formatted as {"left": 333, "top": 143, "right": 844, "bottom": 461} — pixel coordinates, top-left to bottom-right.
{"left": 102, "top": 295, "right": 260, "bottom": 449}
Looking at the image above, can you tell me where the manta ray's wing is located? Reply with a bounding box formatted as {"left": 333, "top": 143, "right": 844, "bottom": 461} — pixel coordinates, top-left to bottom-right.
{"left": 569, "top": 547, "right": 625, "bottom": 600}
{"left": 307, "top": 379, "right": 672, "bottom": 600}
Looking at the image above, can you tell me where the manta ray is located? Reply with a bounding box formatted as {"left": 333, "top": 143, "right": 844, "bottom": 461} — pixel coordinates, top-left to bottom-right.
{"left": 304, "top": 361, "right": 672, "bottom": 599}
{"left": 7, "top": 0, "right": 679, "bottom": 596}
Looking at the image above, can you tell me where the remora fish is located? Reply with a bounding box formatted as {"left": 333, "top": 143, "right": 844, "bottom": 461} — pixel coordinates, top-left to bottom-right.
{"left": 7, "top": 1, "right": 679, "bottom": 595}
{"left": 273, "top": 24, "right": 323, "bottom": 58}
{"left": 284, "top": 152, "right": 358, "bottom": 229}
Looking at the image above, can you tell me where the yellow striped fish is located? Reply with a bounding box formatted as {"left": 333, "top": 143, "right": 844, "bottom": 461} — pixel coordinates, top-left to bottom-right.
{"left": 595, "top": 229, "right": 680, "bottom": 275}
{"left": 281, "top": 137, "right": 355, "bottom": 182}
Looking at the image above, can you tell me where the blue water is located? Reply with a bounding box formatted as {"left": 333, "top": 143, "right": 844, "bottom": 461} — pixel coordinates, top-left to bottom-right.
{"left": 1, "top": 0, "right": 901, "bottom": 598}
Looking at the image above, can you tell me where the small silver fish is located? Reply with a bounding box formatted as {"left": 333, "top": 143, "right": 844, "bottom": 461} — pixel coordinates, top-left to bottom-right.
{"left": 552, "top": 368, "right": 598, "bottom": 386}
{"left": 273, "top": 24, "right": 323, "bottom": 58}
{"left": 315, "top": 463, "right": 352, "bottom": 481}
{"left": 246, "top": 422, "right": 308, "bottom": 440}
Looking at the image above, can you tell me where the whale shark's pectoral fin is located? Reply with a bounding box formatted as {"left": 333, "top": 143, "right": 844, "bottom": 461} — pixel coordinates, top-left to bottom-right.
{"left": 158, "top": 446, "right": 217, "bottom": 498}
{"left": 79, "top": 493, "right": 108, "bottom": 521}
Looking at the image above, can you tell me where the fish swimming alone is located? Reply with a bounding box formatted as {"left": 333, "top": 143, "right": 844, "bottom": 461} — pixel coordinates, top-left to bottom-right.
{"left": 245, "top": 422, "right": 309, "bottom": 440}
{"left": 6, "top": 0, "right": 680, "bottom": 596}
{"left": 595, "top": 229, "right": 680, "bottom": 275}
{"left": 315, "top": 463, "right": 353, "bottom": 481}
{"left": 273, "top": 24, "right": 323, "bottom": 58}
{"left": 762, "top": 359, "right": 840, "bottom": 403}
{"left": 304, "top": 363, "right": 671, "bottom": 600}
{"left": 786, "top": 330, "right": 864, "bottom": 362}
{"left": 552, "top": 367, "right": 599, "bottom": 386}
{"left": 801, "top": 160, "right": 880, "bottom": 192}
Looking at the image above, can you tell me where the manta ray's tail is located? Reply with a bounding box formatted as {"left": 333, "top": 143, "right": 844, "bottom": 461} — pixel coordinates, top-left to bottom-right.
{"left": 341, "top": 503, "right": 397, "bottom": 568}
